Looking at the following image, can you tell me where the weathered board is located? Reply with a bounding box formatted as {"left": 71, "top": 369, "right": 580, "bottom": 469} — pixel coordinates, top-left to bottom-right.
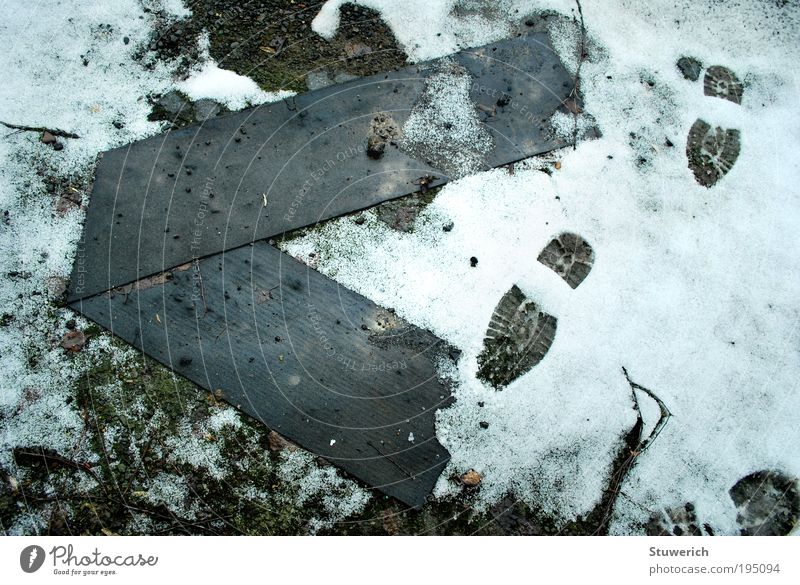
{"left": 67, "top": 30, "right": 574, "bottom": 301}
{"left": 71, "top": 241, "right": 457, "bottom": 508}
{"left": 68, "top": 29, "right": 579, "bottom": 507}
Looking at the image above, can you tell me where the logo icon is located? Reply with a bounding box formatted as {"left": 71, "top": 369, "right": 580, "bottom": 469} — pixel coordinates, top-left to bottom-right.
{"left": 20, "top": 545, "right": 45, "bottom": 573}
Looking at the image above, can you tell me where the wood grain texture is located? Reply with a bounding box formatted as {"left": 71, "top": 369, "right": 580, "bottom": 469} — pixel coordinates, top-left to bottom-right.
{"left": 70, "top": 242, "right": 457, "bottom": 508}
{"left": 68, "top": 30, "right": 575, "bottom": 301}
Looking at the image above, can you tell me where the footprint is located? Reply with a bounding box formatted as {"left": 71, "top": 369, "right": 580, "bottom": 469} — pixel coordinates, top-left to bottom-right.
{"left": 729, "top": 469, "right": 799, "bottom": 536}
{"left": 537, "top": 232, "right": 595, "bottom": 289}
{"left": 645, "top": 502, "right": 714, "bottom": 536}
{"left": 703, "top": 65, "right": 744, "bottom": 105}
{"left": 476, "top": 233, "right": 594, "bottom": 389}
{"left": 680, "top": 59, "right": 743, "bottom": 187}
{"left": 642, "top": 470, "right": 799, "bottom": 536}
{"left": 686, "top": 120, "right": 741, "bottom": 188}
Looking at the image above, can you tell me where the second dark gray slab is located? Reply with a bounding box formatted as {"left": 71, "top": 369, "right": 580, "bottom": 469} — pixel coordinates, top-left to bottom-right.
{"left": 68, "top": 30, "right": 572, "bottom": 301}
{"left": 70, "top": 242, "right": 457, "bottom": 508}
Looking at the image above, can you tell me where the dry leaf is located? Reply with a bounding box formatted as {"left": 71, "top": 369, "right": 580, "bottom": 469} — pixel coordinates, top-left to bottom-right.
{"left": 60, "top": 330, "right": 87, "bottom": 353}
{"left": 461, "top": 469, "right": 482, "bottom": 487}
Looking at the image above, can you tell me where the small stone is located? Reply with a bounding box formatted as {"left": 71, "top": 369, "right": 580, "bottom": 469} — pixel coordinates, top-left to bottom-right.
{"left": 479, "top": 421, "right": 489, "bottom": 429}
{"left": 366, "top": 113, "right": 398, "bottom": 160}
{"left": 344, "top": 40, "right": 372, "bottom": 58}
{"left": 461, "top": 469, "right": 482, "bottom": 487}
{"left": 41, "top": 131, "right": 56, "bottom": 144}
{"left": 470, "top": 256, "right": 478, "bottom": 267}
{"left": 45, "top": 275, "right": 67, "bottom": 297}
{"left": 123, "top": 36, "right": 130, "bottom": 45}
{"left": 367, "top": 135, "right": 386, "bottom": 159}
{"left": 65, "top": 319, "right": 76, "bottom": 330}
{"left": 52, "top": 141, "right": 64, "bottom": 151}
{"left": 442, "top": 221, "right": 454, "bottom": 232}
{"left": 157, "top": 90, "right": 189, "bottom": 115}
{"left": 354, "top": 215, "right": 366, "bottom": 225}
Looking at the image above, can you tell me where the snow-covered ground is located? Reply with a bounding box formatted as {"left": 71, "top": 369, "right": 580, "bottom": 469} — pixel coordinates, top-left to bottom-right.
{"left": 0, "top": 0, "right": 361, "bottom": 535}
{"left": 1, "top": 0, "right": 798, "bottom": 534}
{"left": 296, "top": 0, "right": 800, "bottom": 533}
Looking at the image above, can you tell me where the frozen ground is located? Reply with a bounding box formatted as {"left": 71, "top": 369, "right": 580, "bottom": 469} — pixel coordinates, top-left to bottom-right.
{"left": 1, "top": 0, "right": 798, "bottom": 535}
{"left": 301, "top": 0, "right": 800, "bottom": 534}
{"left": 0, "top": 0, "right": 365, "bottom": 535}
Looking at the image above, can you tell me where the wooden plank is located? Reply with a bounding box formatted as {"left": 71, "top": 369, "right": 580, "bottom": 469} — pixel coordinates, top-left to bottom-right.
{"left": 67, "top": 30, "right": 574, "bottom": 301}
{"left": 70, "top": 242, "right": 458, "bottom": 509}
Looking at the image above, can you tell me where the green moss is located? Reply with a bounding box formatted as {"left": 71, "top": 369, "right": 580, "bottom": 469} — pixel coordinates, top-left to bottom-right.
{"left": 182, "top": 1, "right": 408, "bottom": 94}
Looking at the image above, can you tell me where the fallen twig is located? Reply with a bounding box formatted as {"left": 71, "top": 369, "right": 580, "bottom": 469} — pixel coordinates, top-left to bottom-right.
{"left": 570, "top": 0, "right": 587, "bottom": 149}
{"left": 13, "top": 447, "right": 102, "bottom": 485}
{"left": 0, "top": 120, "right": 80, "bottom": 139}
{"left": 623, "top": 366, "right": 672, "bottom": 453}
{"left": 592, "top": 368, "right": 672, "bottom": 533}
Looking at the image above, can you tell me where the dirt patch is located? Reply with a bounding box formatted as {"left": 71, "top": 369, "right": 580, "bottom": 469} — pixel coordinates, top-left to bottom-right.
{"left": 151, "top": 1, "right": 408, "bottom": 94}
{"left": 366, "top": 112, "right": 399, "bottom": 160}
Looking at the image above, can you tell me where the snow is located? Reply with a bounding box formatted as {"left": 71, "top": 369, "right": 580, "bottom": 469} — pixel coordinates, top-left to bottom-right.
{"left": 178, "top": 33, "right": 295, "bottom": 110}
{"left": 160, "top": 0, "right": 192, "bottom": 19}
{"left": 399, "top": 58, "right": 494, "bottom": 178}
{"left": 290, "top": 0, "right": 800, "bottom": 532}
{"left": 277, "top": 449, "right": 371, "bottom": 534}
{"left": 0, "top": 0, "right": 797, "bottom": 535}
{"left": 144, "top": 472, "right": 200, "bottom": 521}
{"left": 0, "top": 0, "right": 356, "bottom": 535}
{"left": 0, "top": 0, "right": 179, "bottom": 476}
{"left": 312, "top": 0, "right": 518, "bottom": 62}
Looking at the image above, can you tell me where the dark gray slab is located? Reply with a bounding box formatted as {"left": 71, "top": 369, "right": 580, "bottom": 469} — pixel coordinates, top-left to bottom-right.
{"left": 68, "top": 30, "right": 572, "bottom": 301}
{"left": 70, "top": 242, "right": 456, "bottom": 509}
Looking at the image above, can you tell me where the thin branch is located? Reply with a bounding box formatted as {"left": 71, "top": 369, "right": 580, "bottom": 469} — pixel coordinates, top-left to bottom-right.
{"left": 13, "top": 447, "right": 102, "bottom": 485}
{"left": 570, "top": 0, "right": 587, "bottom": 149}
{"left": 622, "top": 366, "right": 672, "bottom": 453}
{"left": 0, "top": 120, "right": 80, "bottom": 139}
{"left": 592, "top": 368, "right": 673, "bottom": 533}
